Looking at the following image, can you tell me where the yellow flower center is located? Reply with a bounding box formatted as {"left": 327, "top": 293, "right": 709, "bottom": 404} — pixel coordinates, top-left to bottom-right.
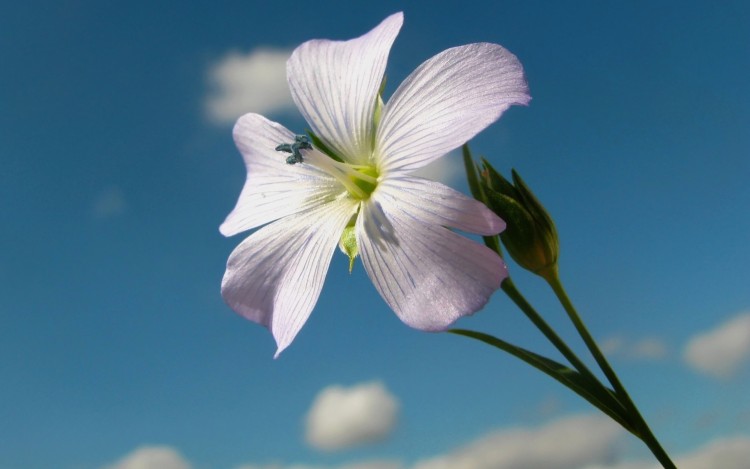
{"left": 304, "top": 150, "right": 379, "bottom": 200}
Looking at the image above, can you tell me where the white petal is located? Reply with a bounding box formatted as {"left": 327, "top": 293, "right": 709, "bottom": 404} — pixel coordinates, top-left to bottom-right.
{"left": 376, "top": 43, "right": 530, "bottom": 173}
{"left": 375, "top": 176, "right": 504, "bottom": 235}
{"left": 220, "top": 113, "right": 342, "bottom": 236}
{"left": 287, "top": 13, "right": 403, "bottom": 165}
{"left": 222, "top": 197, "right": 358, "bottom": 357}
{"left": 356, "top": 195, "right": 507, "bottom": 331}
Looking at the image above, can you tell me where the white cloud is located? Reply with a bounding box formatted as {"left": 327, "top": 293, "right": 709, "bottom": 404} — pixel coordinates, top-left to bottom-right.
{"left": 412, "top": 150, "right": 465, "bottom": 187}
{"left": 234, "top": 465, "right": 283, "bottom": 469}
{"left": 683, "top": 312, "right": 750, "bottom": 378}
{"left": 533, "top": 395, "right": 563, "bottom": 419}
{"left": 234, "top": 460, "right": 403, "bottom": 469}
{"left": 305, "top": 381, "right": 399, "bottom": 451}
{"left": 601, "top": 336, "right": 626, "bottom": 356}
{"left": 338, "top": 461, "right": 404, "bottom": 469}
{"left": 101, "top": 446, "right": 191, "bottom": 469}
{"left": 205, "top": 48, "right": 295, "bottom": 124}
{"left": 92, "top": 186, "right": 126, "bottom": 219}
{"left": 629, "top": 338, "right": 669, "bottom": 360}
{"left": 412, "top": 414, "right": 623, "bottom": 469}
{"left": 601, "top": 336, "right": 669, "bottom": 361}
{"left": 583, "top": 435, "right": 750, "bottom": 469}
{"left": 581, "top": 462, "right": 653, "bottom": 469}
{"left": 676, "top": 435, "right": 750, "bottom": 469}
{"left": 112, "top": 428, "right": 750, "bottom": 469}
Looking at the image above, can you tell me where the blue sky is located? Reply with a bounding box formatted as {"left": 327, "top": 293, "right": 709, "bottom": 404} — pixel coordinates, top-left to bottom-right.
{"left": 1, "top": 1, "right": 749, "bottom": 468}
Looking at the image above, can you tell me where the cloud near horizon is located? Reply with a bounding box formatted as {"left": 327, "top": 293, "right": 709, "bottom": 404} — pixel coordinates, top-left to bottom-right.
{"left": 103, "top": 418, "right": 750, "bottom": 469}
{"left": 305, "top": 381, "right": 399, "bottom": 451}
{"left": 205, "top": 48, "right": 295, "bottom": 124}
{"left": 412, "top": 414, "right": 623, "bottom": 469}
{"left": 683, "top": 311, "right": 750, "bottom": 379}
{"left": 584, "top": 435, "right": 750, "bottom": 469}
{"left": 101, "top": 445, "right": 191, "bottom": 469}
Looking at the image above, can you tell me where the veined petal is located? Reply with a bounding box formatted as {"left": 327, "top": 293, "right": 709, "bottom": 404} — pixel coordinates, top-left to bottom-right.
{"left": 222, "top": 197, "right": 358, "bottom": 357}
{"left": 220, "top": 113, "right": 342, "bottom": 236}
{"left": 376, "top": 43, "right": 530, "bottom": 174}
{"left": 375, "top": 176, "right": 505, "bottom": 235}
{"left": 287, "top": 13, "right": 403, "bottom": 165}
{"left": 356, "top": 196, "right": 507, "bottom": 331}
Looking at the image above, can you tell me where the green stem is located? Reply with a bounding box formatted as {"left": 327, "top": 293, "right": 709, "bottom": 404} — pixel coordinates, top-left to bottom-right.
{"left": 450, "top": 328, "right": 635, "bottom": 433}
{"left": 542, "top": 266, "right": 676, "bottom": 469}
{"left": 501, "top": 279, "right": 627, "bottom": 416}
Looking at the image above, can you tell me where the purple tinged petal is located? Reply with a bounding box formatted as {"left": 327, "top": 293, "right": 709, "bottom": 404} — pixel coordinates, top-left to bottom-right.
{"left": 287, "top": 12, "right": 403, "bottom": 165}
{"left": 220, "top": 113, "right": 342, "bottom": 236}
{"left": 356, "top": 194, "right": 507, "bottom": 331}
{"left": 221, "top": 198, "right": 358, "bottom": 357}
{"left": 374, "top": 176, "right": 505, "bottom": 235}
{"left": 376, "top": 43, "right": 530, "bottom": 174}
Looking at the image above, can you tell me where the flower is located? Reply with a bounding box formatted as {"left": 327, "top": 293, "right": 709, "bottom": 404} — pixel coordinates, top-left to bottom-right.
{"left": 220, "top": 12, "right": 530, "bottom": 356}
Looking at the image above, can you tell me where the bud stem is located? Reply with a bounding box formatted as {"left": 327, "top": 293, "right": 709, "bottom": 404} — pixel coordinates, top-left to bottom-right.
{"left": 544, "top": 270, "right": 676, "bottom": 469}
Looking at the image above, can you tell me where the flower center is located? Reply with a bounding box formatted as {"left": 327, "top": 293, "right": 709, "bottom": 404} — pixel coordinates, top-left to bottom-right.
{"left": 308, "top": 153, "right": 379, "bottom": 200}
{"left": 276, "top": 135, "right": 379, "bottom": 200}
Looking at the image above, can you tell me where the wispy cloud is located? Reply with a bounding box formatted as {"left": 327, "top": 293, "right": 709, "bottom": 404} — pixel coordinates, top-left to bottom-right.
{"left": 205, "top": 48, "right": 295, "bottom": 124}
{"left": 305, "top": 381, "right": 399, "bottom": 452}
{"left": 585, "top": 435, "right": 750, "bottom": 469}
{"left": 337, "top": 462, "right": 404, "bottom": 469}
{"left": 110, "top": 422, "right": 750, "bottom": 469}
{"left": 234, "top": 461, "right": 403, "bottom": 469}
{"left": 101, "top": 445, "right": 191, "bottom": 469}
{"left": 676, "top": 436, "right": 750, "bottom": 469}
{"left": 412, "top": 150, "right": 465, "bottom": 188}
{"left": 92, "top": 186, "right": 126, "bottom": 219}
{"left": 683, "top": 311, "right": 750, "bottom": 379}
{"left": 412, "top": 414, "right": 622, "bottom": 469}
{"left": 601, "top": 336, "right": 669, "bottom": 361}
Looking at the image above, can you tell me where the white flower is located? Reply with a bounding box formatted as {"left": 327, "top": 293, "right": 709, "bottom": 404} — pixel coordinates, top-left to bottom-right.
{"left": 220, "top": 12, "right": 530, "bottom": 356}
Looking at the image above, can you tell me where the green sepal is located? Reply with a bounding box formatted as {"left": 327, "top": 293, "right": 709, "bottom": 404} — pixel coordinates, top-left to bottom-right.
{"left": 377, "top": 75, "right": 388, "bottom": 96}
{"left": 306, "top": 130, "right": 344, "bottom": 163}
{"left": 483, "top": 189, "right": 538, "bottom": 257}
{"left": 511, "top": 169, "right": 558, "bottom": 248}
{"left": 338, "top": 223, "right": 358, "bottom": 273}
{"left": 371, "top": 75, "right": 387, "bottom": 149}
{"left": 373, "top": 95, "right": 385, "bottom": 133}
{"left": 462, "top": 144, "right": 484, "bottom": 201}
{"left": 481, "top": 158, "right": 518, "bottom": 200}
{"left": 463, "top": 144, "right": 502, "bottom": 254}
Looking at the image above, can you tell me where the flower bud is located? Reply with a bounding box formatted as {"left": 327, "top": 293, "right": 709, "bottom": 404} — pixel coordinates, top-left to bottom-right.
{"left": 480, "top": 161, "right": 559, "bottom": 277}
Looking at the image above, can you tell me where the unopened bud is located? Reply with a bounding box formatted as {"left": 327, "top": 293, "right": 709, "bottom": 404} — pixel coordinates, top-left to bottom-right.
{"left": 480, "top": 161, "right": 559, "bottom": 277}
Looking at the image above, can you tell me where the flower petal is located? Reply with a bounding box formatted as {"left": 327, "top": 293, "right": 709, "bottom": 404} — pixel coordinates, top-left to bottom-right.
{"left": 375, "top": 176, "right": 505, "bottom": 235}
{"left": 287, "top": 13, "right": 403, "bottom": 165}
{"left": 222, "top": 197, "right": 358, "bottom": 357}
{"left": 356, "top": 194, "right": 507, "bottom": 331}
{"left": 376, "top": 43, "right": 530, "bottom": 174}
{"left": 220, "top": 113, "right": 342, "bottom": 236}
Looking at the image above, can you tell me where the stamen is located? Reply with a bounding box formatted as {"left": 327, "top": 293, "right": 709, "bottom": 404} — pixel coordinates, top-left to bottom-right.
{"left": 275, "top": 135, "right": 313, "bottom": 165}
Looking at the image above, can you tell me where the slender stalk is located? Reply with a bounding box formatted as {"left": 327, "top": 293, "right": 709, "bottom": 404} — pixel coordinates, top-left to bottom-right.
{"left": 542, "top": 266, "right": 676, "bottom": 469}
{"left": 501, "top": 279, "right": 623, "bottom": 409}
{"left": 450, "top": 329, "right": 634, "bottom": 432}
